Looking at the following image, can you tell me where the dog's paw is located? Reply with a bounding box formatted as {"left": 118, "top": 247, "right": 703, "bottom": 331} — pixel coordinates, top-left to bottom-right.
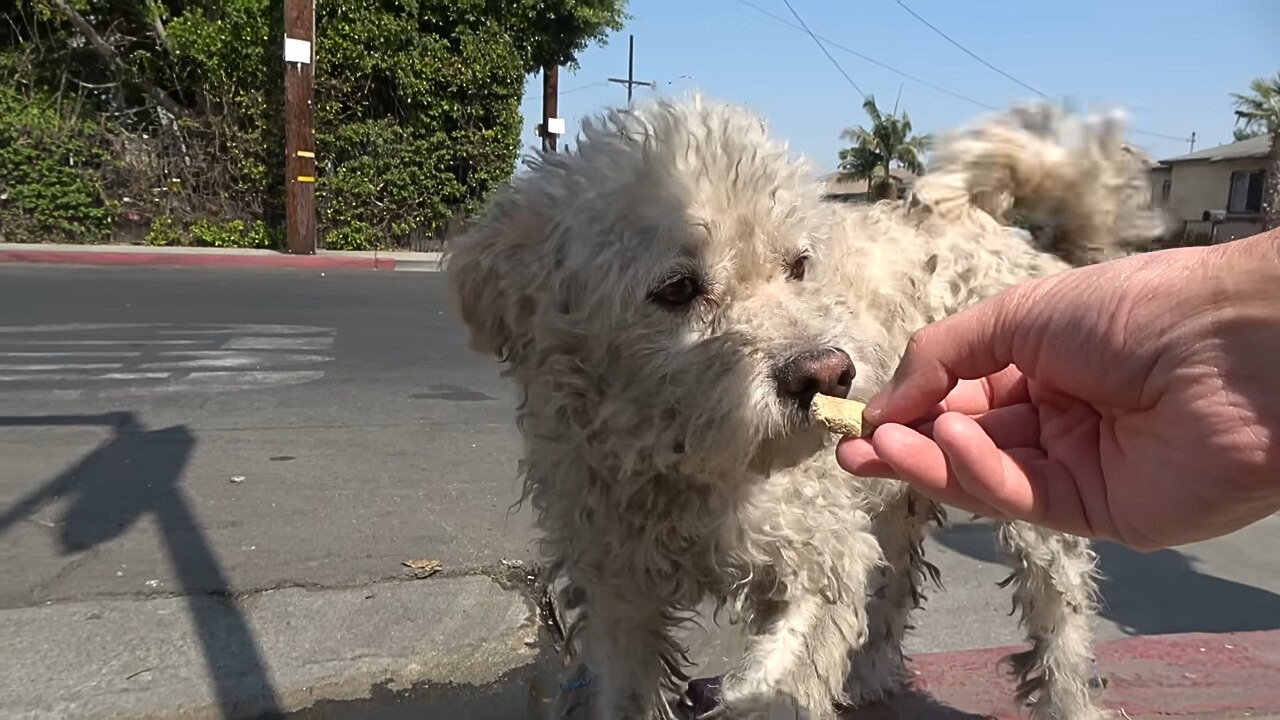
{"left": 680, "top": 676, "right": 723, "bottom": 717}
{"left": 718, "top": 693, "right": 830, "bottom": 720}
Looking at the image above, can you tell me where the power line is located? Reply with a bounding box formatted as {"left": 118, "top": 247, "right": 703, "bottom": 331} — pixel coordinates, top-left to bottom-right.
{"left": 892, "top": 0, "right": 1048, "bottom": 99}
{"left": 520, "top": 81, "right": 606, "bottom": 109}
{"left": 778, "top": 0, "right": 866, "bottom": 98}
{"left": 730, "top": 0, "right": 997, "bottom": 110}
{"left": 730, "top": 0, "right": 1189, "bottom": 148}
{"left": 561, "top": 81, "right": 609, "bottom": 96}
{"left": 890, "top": 0, "right": 1192, "bottom": 147}
{"left": 1131, "top": 128, "right": 1190, "bottom": 142}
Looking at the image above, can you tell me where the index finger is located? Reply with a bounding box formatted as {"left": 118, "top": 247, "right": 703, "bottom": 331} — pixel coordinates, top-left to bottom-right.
{"left": 936, "top": 366, "right": 1030, "bottom": 417}
{"left": 887, "top": 369, "right": 1029, "bottom": 427}
{"left": 865, "top": 279, "right": 1043, "bottom": 426}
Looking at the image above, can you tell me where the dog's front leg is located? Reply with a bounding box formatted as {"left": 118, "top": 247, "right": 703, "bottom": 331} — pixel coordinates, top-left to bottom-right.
{"left": 843, "top": 486, "right": 945, "bottom": 706}
{"left": 998, "top": 521, "right": 1106, "bottom": 720}
{"left": 719, "top": 594, "right": 865, "bottom": 720}
{"left": 718, "top": 529, "right": 880, "bottom": 720}
{"left": 560, "top": 585, "right": 688, "bottom": 720}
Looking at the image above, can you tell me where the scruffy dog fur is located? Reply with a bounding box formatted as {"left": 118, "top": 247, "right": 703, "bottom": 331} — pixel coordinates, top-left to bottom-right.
{"left": 446, "top": 94, "right": 1165, "bottom": 720}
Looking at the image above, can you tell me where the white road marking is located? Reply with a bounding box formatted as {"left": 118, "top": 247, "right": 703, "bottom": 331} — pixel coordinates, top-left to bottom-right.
{"left": 0, "top": 351, "right": 142, "bottom": 358}
{"left": 139, "top": 353, "right": 332, "bottom": 370}
{"left": 154, "top": 350, "right": 277, "bottom": 356}
{"left": 0, "top": 323, "right": 151, "bottom": 333}
{"left": 222, "top": 336, "right": 335, "bottom": 350}
{"left": 114, "top": 371, "right": 326, "bottom": 395}
{"left": 0, "top": 363, "right": 123, "bottom": 371}
{"left": 0, "top": 323, "right": 335, "bottom": 397}
{"left": 155, "top": 324, "right": 332, "bottom": 335}
{"left": 186, "top": 370, "right": 325, "bottom": 385}
{"left": 0, "top": 323, "right": 332, "bottom": 337}
{"left": 0, "top": 372, "right": 172, "bottom": 382}
{"left": 0, "top": 339, "right": 202, "bottom": 346}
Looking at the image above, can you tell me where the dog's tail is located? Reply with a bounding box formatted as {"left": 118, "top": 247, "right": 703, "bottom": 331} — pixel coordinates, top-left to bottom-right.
{"left": 909, "top": 102, "right": 1171, "bottom": 266}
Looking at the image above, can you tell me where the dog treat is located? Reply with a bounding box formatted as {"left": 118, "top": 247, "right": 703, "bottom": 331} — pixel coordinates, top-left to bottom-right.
{"left": 810, "top": 394, "right": 869, "bottom": 437}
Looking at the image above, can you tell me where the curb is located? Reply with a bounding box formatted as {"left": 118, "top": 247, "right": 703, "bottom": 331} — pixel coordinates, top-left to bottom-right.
{"left": 390, "top": 258, "right": 443, "bottom": 273}
{"left": 0, "top": 246, "right": 443, "bottom": 273}
{"left": 0, "top": 577, "right": 541, "bottom": 720}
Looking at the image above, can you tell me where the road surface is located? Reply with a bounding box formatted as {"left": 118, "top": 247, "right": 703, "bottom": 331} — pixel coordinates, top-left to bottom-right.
{"left": 0, "top": 263, "right": 535, "bottom": 606}
{"left": 2, "top": 263, "right": 1279, "bottom": 718}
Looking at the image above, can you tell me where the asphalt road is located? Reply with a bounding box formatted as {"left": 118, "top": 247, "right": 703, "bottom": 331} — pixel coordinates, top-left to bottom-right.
{"left": 3, "top": 263, "right": 1280, "bottom": 718}
{"left": 0, "top": 263, "right": 534, "bottom": 610}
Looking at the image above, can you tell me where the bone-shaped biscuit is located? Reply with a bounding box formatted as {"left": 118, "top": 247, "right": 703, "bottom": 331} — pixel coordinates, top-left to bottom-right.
{"left": 810, "top": 394, "right": 869, "bottom": 437}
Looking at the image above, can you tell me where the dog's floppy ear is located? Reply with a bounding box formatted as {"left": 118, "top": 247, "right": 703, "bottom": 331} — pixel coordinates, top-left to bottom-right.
{"left": 444, "top": 183, "right": 548, "bottom": 363}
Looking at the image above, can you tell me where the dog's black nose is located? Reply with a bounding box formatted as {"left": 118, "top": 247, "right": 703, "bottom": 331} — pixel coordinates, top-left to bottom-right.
{"left": 774, "top": 348, "right": 855, "bottom": 404}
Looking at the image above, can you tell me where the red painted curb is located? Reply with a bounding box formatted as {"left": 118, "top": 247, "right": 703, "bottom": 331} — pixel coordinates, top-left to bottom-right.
{"left": 834, "top": 629, "right": 1280, "bottom": 719}
{"left": 0, "top": 248, "right": 397, "bottom": 271}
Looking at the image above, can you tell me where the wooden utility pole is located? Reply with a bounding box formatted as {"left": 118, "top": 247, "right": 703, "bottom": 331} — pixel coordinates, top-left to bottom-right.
{"left": 608, "top": 35, "right": 654, "bottom": 104}
{"left": 540, "top": 65, "right": 560, "bottom": 153}
{"left": 283, "top": 0, "right": 316, "bottom": 254}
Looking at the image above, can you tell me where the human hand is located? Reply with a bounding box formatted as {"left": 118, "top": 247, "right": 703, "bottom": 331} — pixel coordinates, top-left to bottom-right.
{"left": 837, "top": 231, "right": 1280, "bottom": 550}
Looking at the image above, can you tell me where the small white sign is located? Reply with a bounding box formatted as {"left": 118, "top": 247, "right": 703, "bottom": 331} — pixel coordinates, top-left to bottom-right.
{"left": 546, "top": 117, "right": 566, "bottom": 135}
{"left": 284, "top": 37, "right": 311, "bottom": 64}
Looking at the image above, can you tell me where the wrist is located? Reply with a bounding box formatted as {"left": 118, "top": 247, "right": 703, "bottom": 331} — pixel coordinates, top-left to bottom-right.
{"left": 1210, "top": 228, "right": 1280, "bottom": 297}
{"left": 1206, "top": 228, "right": 1280, "bottom": 484}
{"left": 1194, "top": 229, "right": 1280, "bottom": 321}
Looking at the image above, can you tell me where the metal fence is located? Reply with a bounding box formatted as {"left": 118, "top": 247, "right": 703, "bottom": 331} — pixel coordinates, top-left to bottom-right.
{"left": 1163, "top": 218, "right": 1264, "bottom": 249}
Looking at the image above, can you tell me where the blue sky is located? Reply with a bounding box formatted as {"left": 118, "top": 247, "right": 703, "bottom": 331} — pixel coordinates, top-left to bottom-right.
{"left": 518, "top": 0, "right": 1280, "bottom": 172}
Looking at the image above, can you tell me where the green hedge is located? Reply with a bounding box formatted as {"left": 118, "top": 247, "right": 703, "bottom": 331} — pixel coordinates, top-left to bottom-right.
{"left": 0, "top": 81, "right": 116, "bottom": 243}
{"left": 0, "top": 0, "right": 625, "bottom": 249}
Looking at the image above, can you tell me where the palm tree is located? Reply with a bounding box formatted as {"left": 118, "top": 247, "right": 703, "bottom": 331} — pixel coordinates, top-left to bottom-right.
{"left": 1268, "top": 129, "right": 1280, "bottom": 231}
{"left": 1230, "top": 72, "right": 1280, "bottom": 139}
{"left": 837, "top": 94, "right": 929, "bottom": 201}
{"left": 836, "top": 144, "right": 880, "bottom": 194}
{"left": 1232, "top": 73, "right": 1280, "bottom": 230}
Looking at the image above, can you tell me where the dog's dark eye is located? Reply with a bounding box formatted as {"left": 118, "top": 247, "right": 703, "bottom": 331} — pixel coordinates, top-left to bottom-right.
{"left": 649, "top": 275, "right": 702, "bottom": 308}
{"left": 787, "top": 255, "right": 809, "bottom": 281}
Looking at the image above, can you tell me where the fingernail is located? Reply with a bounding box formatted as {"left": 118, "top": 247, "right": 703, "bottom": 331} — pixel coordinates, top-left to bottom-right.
{"left": 835, "top": 438, "right": 897, "bottom": 479}
{"left": 863, "top": 387, "right": 895, "bottom": 425}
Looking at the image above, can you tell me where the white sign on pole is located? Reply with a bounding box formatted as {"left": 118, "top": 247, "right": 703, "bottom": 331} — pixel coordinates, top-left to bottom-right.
{"left": 284, "top": 37, "right": 311, "bottom": 64}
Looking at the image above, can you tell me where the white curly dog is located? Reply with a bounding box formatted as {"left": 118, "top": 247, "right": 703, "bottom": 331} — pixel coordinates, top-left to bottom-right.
{"left": 446, "top": 93, "right": 1165, "bottom": 720}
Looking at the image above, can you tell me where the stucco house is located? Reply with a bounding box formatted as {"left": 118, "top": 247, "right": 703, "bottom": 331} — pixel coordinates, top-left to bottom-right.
{"left": 819, "top": 169, "right": 918, "bottom": 204}
{"left": 1149, "top": 134, "right": 1270, "bottom": 244}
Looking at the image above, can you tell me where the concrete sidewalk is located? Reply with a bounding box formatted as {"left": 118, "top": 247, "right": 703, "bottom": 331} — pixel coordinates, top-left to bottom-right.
{"left": 0, "top": 574, "right": 546, "bottom": 720}
{"left": 0, "top": 243, "right": 442, "bottom": 272}
{"left": 6, "top": 578, "right": 1277, "bottom": 720}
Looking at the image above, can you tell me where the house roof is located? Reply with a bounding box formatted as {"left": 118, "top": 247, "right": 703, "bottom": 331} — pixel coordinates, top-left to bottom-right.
{"left": 1156, "top": 134, "right": 1271, "bottom": 165}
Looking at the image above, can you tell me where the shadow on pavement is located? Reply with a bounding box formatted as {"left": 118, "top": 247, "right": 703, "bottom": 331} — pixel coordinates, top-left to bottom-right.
{"left": 0, "top": 412, "right": 283, "bottom": 718}
{"left": 280, "top": 642, "right": 992, "bottom": 720}
{"left": 843, "top": 690, "right": 995, "bottom": 720}
{"left": 677, "top": 676, "right": 992, "bottom": 720}
{"left": 933, "top": 520, "right": 1280, "bottom": 635}
{"left": 285, "top": 664, "right": 544, "bottom": 720}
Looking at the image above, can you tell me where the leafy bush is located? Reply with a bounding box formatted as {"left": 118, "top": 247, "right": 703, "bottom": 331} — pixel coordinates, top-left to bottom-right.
{"left": 0, "top": 78, "right": 117, "bottom": 243}
{"left": 145, "top": 216, "right": 281, "bottom": 249}
{"left": 1, "top": 0, "right": 627, "bottom": 248}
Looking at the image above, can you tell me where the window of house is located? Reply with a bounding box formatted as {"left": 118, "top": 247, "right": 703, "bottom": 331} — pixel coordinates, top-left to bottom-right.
{"left": 1227, "top": 169, "right": 1266, "bottom": 214}
{"left": 1160, "top": 179, "right": 1171, "bottom": 204}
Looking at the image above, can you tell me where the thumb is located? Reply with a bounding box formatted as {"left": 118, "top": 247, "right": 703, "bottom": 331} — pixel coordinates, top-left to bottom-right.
{"left": 866, "top": 279, "right": 1039, "bottom": 427}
